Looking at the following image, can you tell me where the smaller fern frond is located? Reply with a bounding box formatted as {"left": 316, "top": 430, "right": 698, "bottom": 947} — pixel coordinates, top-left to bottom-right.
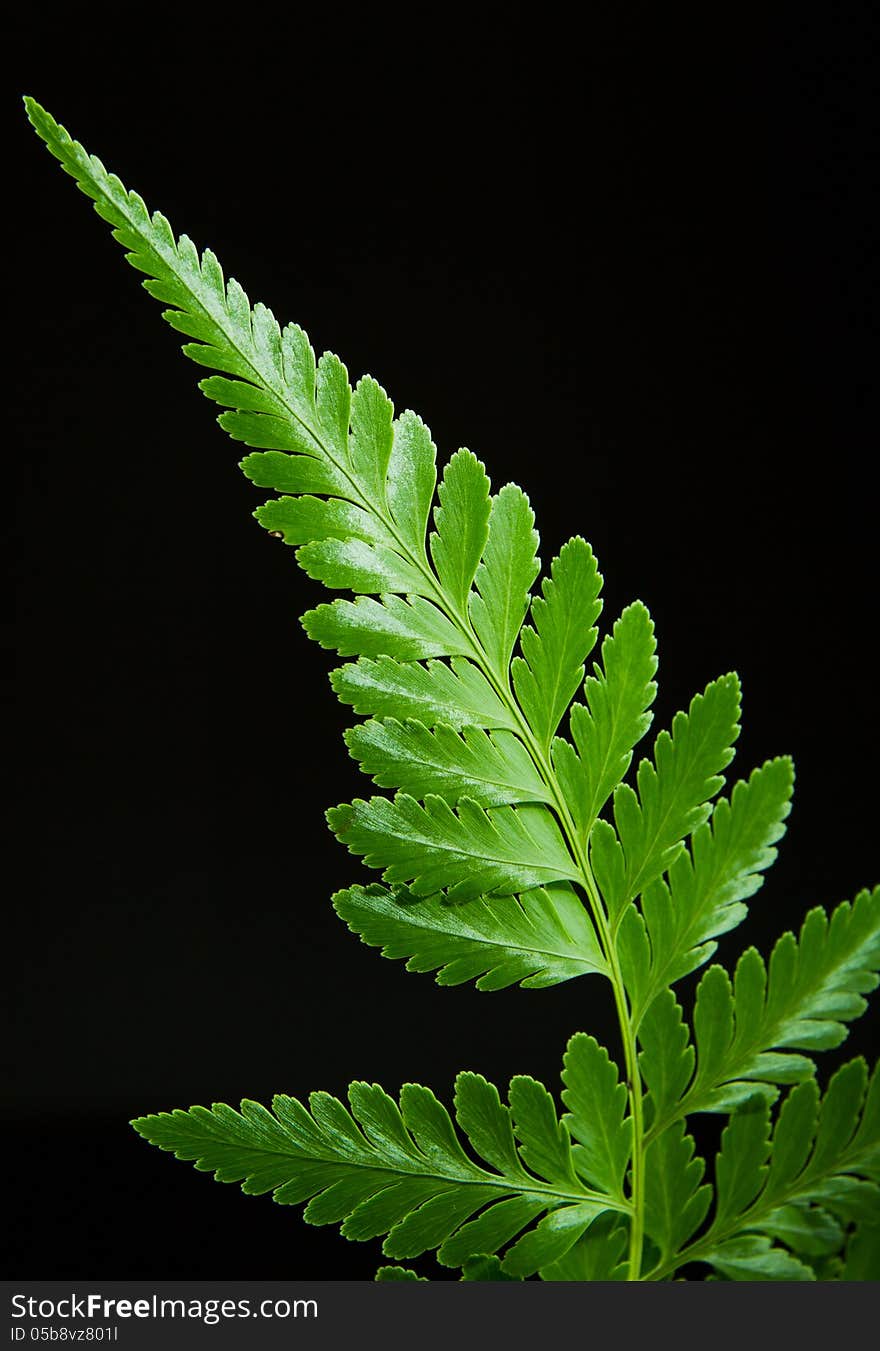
{"left": 132, "top": 1043, "right": 630, "bottom": 1278}
{"left": 333, "top": 883, "right": 607, "bottom": 991}
{"left": 684, "top": 890, "right": 879, "bottom": 1124}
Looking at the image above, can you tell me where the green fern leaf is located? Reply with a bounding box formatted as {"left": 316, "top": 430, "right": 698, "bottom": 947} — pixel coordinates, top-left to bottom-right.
{"left": 656, "top": 890, "right": 880, "bottom": 1128}
{"left": 330, "top": 656, "right": 516, "bottom": 731}
{"left": 25, "top": 99, "right": 488, "bottom": 708}
{"left": 30, "top": 95, "right": 878, "bottom": 1287}
{"left": 552, "top": 601, "right": 658, "bottom": 842}
{"left": 502, "top": 1202, "right": 609, "bottom": 1276}
{"left": 561, "top": 1034, "right": 631, "bottom": 1199}
{"left": 253, "top": 493, "right": 396, "bottom": 549}
{"left": 703, "top": 1061, "right": 879, "bottom": 1275}
{"left": 453, "top": 1073, "right": 531, "bottom": 1179}
{"left": 611, "top": 673, "right": 742, "bottom": 906}
{"left": 650, "top": 1061, "right": 880, "bottom": 1279}
{"left": 756, "top": 1204, "right": 844, "bottom": 1257}
{"left": 295, "top": 538, "right": 426, "bottom": 596}
{"left": 333, "top": 883, "right": 607, "bottom": 990}
{"left": 712, "top": 1100, "right": 772, "bottom": 1229}
{"left": 438, "top": 1196, "right": 548, "bottom": 1267}
{"left": 343, "top": 719, "right": 550, "bottom": 807}
{"left": 639, "top": 990, "right": 696, "bottom": 1128}
{"left": 348, "top": 377, "right": 395, "bottom": 512}
{"left": 131, "top": 1060, "right": 628, "bottom": 1274}
{"left": 25, "top": 99, "right": 357, "bottom": 500}
{"left": 240, "top": 449, "right": 353, "bottom": 499}
{"left": 508, "top": 1076, "right": 581, "bottom": 1189}
{"left": 512, "top": 537, "right": 603, "bottom": 751}
{"left": 383, "top": 412, "right": 438, "bottom": 556}
{"left": 302, "top": 596, "right": 468, "bottom": 660}
{"left": 327, "top": 797, "right": 578, "bottom": 902}
{"left": 469, "top": 485, "right": 540, "bottom": 678}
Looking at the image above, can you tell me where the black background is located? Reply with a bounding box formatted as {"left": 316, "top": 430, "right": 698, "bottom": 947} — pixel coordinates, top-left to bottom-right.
{"left": 6, "top": 9, "right": 877, "bottom": 1279}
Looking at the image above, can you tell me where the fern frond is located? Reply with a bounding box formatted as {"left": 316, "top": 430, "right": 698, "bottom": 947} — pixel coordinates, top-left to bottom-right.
{"left": 333, "top": 883, "right": 607, "bottom": 991}
{"left": 131, "top": 1047, "right": 628, "bottom": 1277}
{"left": 698, "top": 1236, "right": 816, "bottom": 1281}
{"left": 25, "top": 97, "right": 761, "bottom": 999}
{"left": 30, "top": 96, "right": 878, "bottom": 1286}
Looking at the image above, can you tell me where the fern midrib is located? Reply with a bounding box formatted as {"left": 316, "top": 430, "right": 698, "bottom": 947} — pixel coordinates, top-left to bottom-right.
{"left": 644, "top": 1132, "right": 877, "bottom": 1280}
{"left": 210, "top": 1139, "right": 626, "bottom": 1209}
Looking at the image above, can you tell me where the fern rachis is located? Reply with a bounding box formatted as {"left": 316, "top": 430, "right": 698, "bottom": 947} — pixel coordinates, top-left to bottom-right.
{"left": 25, "top": 95, "right": 880, "bottom": 1282}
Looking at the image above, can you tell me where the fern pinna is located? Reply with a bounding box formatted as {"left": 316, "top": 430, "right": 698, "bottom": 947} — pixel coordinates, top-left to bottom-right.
{"left": 26, "top": 96, "right": 880, "bottom": 1283}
